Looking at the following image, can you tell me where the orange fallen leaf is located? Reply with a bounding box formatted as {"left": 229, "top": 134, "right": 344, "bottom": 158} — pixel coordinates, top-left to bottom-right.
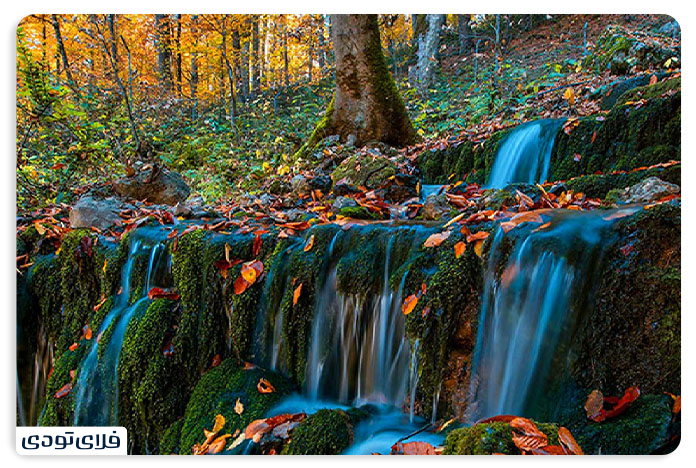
{"left": 585, "top": 389, "right": 605, "bottom": 422}
{"left": 212, "top": 414, "right": 226, "bottom": 433}
{"left": 454, "top": 241, "right": 466, "bottom": 258}
{"left": 466, "top": 231, "right": 489, "bottom": 243}
{"left": 257, "top": 378, "right": 276, "bottom": 394}
{"left": 510, "top": 417, "right": 548, "bottom": 451}
{"left": 207, "top": 434, "right": 231, "bottom": 454}
{"left": 391, "top": 441, "right": 438, "bottom": 455}
{"left": 473, "top": 240, "right": 484, "bottom": 258}
{"left": 423, "top": 230, "right": 451, "bottom": 248}
{"left": 235, "top": 398, "right": 244, "bottom": 415}
{"left": 558, "top": 427, "right": 583, "bottom": 455}
{"left": 293, "top": 283, "right": 303, "bottom": 305}
{"left": 402, "top": 294, "right": 418, "bottom": 315}
{"left": 147, "top": 287, "right": 181, "bottom": 301}
{"left": 69, "top": 342, "right": 79, "bottom": 352}
{"left": 84, "top": 326, "right": 92, "bottom": 340}
{"left": 234, "top": 276, "right": 250, "bottom": 295}
{"left": 673, "top": 395, "right": 681, "bottom": 414}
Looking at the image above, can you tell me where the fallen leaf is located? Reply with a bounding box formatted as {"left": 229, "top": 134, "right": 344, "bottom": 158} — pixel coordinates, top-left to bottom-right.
{"left": 466, "top": 231, "right": 489, "bottom": 243}
{"left": 402, "top": 294, "right": 418, "bottom": 315}
{"left": 510, "top": 417, "right": 548, "bottom": 451}
{"left": 303, "top": 235, "right": 315, "bottom": 252}
{"left": 563, "top": 87, "right": 576, "bottom": 106}
{"left": 55, "top": 383, "right": 72, "bottom": 399}
{"left": 673, "top": 395, "right": 681, "bottom": 414}
{"left": 212, "top": 414, "right": 226, "bottom": 433}
{"left": 252, "top": 233, "right": 263, "bottom": 257}
{"left": 207, "top": 434, "right": 231, "bottom": 454}
{"left": 234, "top": 276, "right": 250, "bottom": 295}
{"left": 423, "top": 230, "right": 451, "bottom": 248}
{"left": 235, "top": 398, "right": 244, "bottom": 415}
{"left": 454, "top": 241, "right": 467, "bottom": 258}
{"left": 585, "top": 389, "right": 605, "bottom": 422}
{"left": 473, "top": 240, "right": 484, "bottom": 258}
{"left": 558, "top": 427, "right": 583, "bottom": 455}
{"left": 257, "top": 378, "right": 276, "bottom": 394}
{"left": 69, "top": 342, "right": 79, "bottom": 352}
{"left": 211, "top": 354, "right": 221, "bottom": 368}
{"left": 293, "top": 283, "right": 303, "bottom": 305}
{"left": 147, "top": 287, "right": 181, "bottom": 301}
{"left": 391, "top": 441, "right": 438, "bottom": 455}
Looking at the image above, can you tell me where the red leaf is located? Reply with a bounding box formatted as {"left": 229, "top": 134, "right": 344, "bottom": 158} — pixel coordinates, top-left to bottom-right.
{"left": 147, "top": 287, "right": 181, "bottom": 301}
{"left": 252, "top": 233, "right": 263, "bottom": 257}
{"left": 54, "top": 383, "right": 72, "bottom": 399}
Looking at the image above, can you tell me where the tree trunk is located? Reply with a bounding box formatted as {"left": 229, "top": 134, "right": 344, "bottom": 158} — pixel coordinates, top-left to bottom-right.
{"left": 457, "top": 14, "right": 472, "bottom": 55}
{"left": 250, "top": 17, "right": 260, "bottom": 93}
{"left": 190, "top": 15, "right": 199, "bottom": 120}
{"left": 154, "top": 14, "right": 173, "bottom": 93}
{"left": 317, "top": 15, "right": 326, "bottom": 70}
{"left": 174, "top": 14, "right": 183, "bottom": 97}
{"left": 410, "top": 14, "right": 445, "bottom": 95}
{"left": 297, "top": 14, "right": 416, "bottom": 156}
{"left": 282, "top": 16, "right": 289, "bottom": 87}
{"left": 107, "top": 15, "right": 118, "bottom": 74}
{"left": 51, "top": 15, "right": 77, "bottom": 91}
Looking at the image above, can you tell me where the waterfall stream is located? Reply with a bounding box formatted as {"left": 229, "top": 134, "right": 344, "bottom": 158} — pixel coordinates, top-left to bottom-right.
{"left": 468, "top": 207, "right": 638, "bottom": 421}
{"left": 73, "top": 230, "right": 171, "bottom": 426}
{"left": 486, "top": 119, "right": 563, "bottom": 189}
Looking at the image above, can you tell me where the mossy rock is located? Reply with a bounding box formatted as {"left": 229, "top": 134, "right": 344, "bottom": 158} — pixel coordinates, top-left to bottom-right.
{"left": 443, "top": 421, "right": 560, "bottom": 455}
{"left": 331, "top": 153, "right": 396, "bottom": 189}
{"left": 337, "top": 205, "right": 385, "bottom": 220}
{"left": 282, "top": 409, "right": 354, "bottom": 455}
{"left": 177, "top": 357, "right": 292, "bottom": 455}
{"left": 572, "top": 202, "right": 680, "bottom": 396}
{"left": 159, "top": 418, "right": 184, "bottom": 454}
{"left": 563, "top": 163, "right": 681, "bottom": 200}
{"left": 38, "top": 345, "right": 86, "bottom": 426}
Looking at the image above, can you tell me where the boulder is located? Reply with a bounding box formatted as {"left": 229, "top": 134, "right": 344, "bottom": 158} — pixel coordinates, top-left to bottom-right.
{"left": 290, "top": 174, "right": 310, "bottom": 197}
{"left": 69, "top": 195, "right": 122, "bottom": 231}
{"left": 308, "top": 175, "right": 332, "bottom": 193}
{"left": 112, "top": 166, "right": 190, "bottom": 205}
{"left": 614, "top": 176, "right": 680, "bottom": 204}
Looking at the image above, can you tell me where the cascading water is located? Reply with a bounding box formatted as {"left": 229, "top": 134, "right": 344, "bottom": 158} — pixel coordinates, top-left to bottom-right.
{"left": 468, "top": 207, "right": 638, "bottom": 421}
{"left": 486, "top": 119, "right": 563, "bottom": 189}
{"left": 73, "top": 230, "right": 171, "bottom": 426}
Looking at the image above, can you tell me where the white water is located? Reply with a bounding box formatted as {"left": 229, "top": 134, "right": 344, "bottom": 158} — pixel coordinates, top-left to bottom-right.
{"left": 469, "top": 209, "right": 637, "bottom": 420}
{"left": 486, "top": 119, "right": 562, "bottom": 189}
{"left": 73, "top": 236, "right": 169, "bottom": 426}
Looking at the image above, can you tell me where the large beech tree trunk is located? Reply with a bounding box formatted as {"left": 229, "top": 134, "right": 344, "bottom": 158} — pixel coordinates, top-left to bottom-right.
{"left": 298, "top": 14, "right": 415, "bottom": 156}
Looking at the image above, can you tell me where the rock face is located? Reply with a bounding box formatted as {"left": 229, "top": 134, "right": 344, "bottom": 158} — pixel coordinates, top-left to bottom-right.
{"left": 112, "top": 166, "right": 190, "bottom": 205}
{"left": 69, "top": 195, "right": 122, "bottom": 231}
{"left": 615, "top": 177, "right": 680, "bottom": 204}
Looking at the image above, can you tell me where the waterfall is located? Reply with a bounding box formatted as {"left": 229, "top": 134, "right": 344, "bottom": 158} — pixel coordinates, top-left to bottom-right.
{"left": 73, "top": 231, "right": 171, "bottom": 426}
{"left": 486, "top": 119, "right": 563, "bottom": 189}
{"left": 305, "top": 237, "right": 411, "bottom": 405}
{"left": 468, "top": 208, "right": 637, "bottom": 421}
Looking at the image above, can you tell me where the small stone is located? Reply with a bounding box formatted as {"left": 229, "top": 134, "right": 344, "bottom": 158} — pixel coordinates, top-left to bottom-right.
{"left": 112, "top": 166, "right": 190, "bottom": 205}
{"left": 333, "top": 182, "right": 361, "bottom": 197}
{"left": 616, "top": 177, "right": 680, "bottom": 204}
{"left": 332, "top": 196, "right": 357, "bottom": 211}
{"left": 308, "top": 175, "right": 332, "bottom": 193}
{"left": 291, "top": 174, "right": 310, "bottom": 197}
{"left": 422, "top": 194, "right": 450, "bottom": 220}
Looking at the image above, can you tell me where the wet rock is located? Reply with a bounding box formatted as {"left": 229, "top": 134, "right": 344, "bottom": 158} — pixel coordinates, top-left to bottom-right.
{"left": 422, "top": 193, "right": 450, "bottom": 220}
{"left": 333, "top": 182, "right": 361, "bottom": 197}
{"left": 659, "top": 20, "right": 680, "bottom": 36}
{"left": 69, "top": 194, "right": 122, "bottom": 230}
{"left": 112, "top": 166, "right": 190, "bottom": 205}
{"left": 613, "top": 176, "right": 680, "bottom": 204}
{"left": 385, "top": 184, "right": 417, "bottom": 203}
{"left": 332, "top": 196, "right": 357, "bottom": 211}
{"left": 331, "top": 153, "right": 396, "bottom": 189}
{"left": 269, "top": 178, "right": 292, "bottom": 195}
{"left": 308, "top": 174, "right": 332, "bottom": 193}
{"left": 291, "top": 174, "right": 310, "bottom": 197}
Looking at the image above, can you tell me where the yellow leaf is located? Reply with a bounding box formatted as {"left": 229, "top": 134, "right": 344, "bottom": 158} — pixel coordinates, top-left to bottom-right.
{"left": 423, "top": 230, "right": 451, "bottom": 248}
{"left": 224, "top": 243, "right": 231, "bottom": 263}
{"left": 474, "top": 240, "right": 484, "bottom": 258}
{"left": 234, "top": 398, "right": 244, "bottom": 415}
{"left": 34, "top": 222, "right": 46, "bottom": 236}
{"left": 563, "top": 87, "right": 575, "bottom": 106}
{"left": 212, "top": 414, "right": 225, "bottom": 433}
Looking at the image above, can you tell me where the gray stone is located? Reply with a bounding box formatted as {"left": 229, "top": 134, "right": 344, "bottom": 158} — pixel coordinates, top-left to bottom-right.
{"left": 332, "top": 196, "right": 357, "bottom": 211}
{"left": 291, "top": 174, "right": 310, "bottom": 197}
{"left": 112, "top": 166, "right": 190, "bottom": 205}
{"left": 69, "top": 195, "right": 122, "bottom": 231}
{"left": 422, "top": 194, "right": 450, "bottom": 220}
{"left": 617, "top": 177, "right": 680, "bottom": 204}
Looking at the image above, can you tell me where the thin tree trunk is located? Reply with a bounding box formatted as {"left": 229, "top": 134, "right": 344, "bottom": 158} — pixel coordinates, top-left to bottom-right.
{"left": 411, "top": 14, "right": 445, "bottom": 95}
{"left": 155, "top": 14, "right": 173, "bottom": 93}
{"left": 282, "top": 16, "right": 289, "bottom": 87}
{"left": 251, "top": 17, "right": 260, "bottom": 93}
{"left": 51, "top": 15, "right": 77, "bottom": 92}
{"left": 190, "top": 15, "right": 199, "bottom": 120}
{"left": 174, "top": 14, "right": 183, "bottom": 97}
{"left": 457, "top": 14, "right": 472, "bottom": 55}
{"left": 107, "top": 15, "right": 118, "bottom": 74}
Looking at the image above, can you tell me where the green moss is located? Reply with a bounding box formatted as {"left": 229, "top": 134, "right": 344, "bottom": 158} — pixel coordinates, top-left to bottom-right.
{"left": 444, "top": 421, "right": 560, "bottom": 455}
{"left": 293, "top": 95, "right": 335, "bottom": 161}
{"left": 573, "top": 203, "right": 680, "bottom": 396}
{"left": 118, "top": 298, "right": 183, "bottom": 453}
{"left": 159, "top": 418, "right": 184, "bottom": 454}
{"left": 563, "top": 164, "right": 681, "bottom": 200}
{"left": 282, "top": 409, "right": 353, "bottom": 455}
{"left": 550, "top": 79, "right": 680, "bottom": 182}
{"left": 177, "top": 357, "right": 292, "bottom": 455}
{"left": 337, "top": 205, "right": 384, "bottom": 220}
{"left": 27, "top": 254, "right": 63, "bottom": 344}
{"left": 38, "top": 345, "right": 86, "bottom": 426}
{"left": 332, "top": 153, "right": 396, "bottom": 188}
